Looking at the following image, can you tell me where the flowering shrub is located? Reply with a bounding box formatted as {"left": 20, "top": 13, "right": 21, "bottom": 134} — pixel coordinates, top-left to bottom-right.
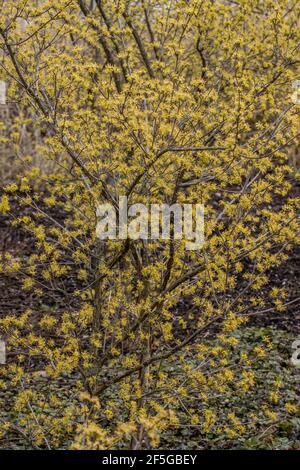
{"left": 0, "top": 0, "right": 299, "bottom": 449}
